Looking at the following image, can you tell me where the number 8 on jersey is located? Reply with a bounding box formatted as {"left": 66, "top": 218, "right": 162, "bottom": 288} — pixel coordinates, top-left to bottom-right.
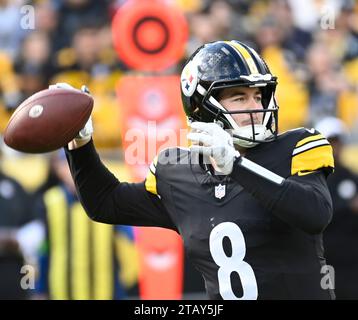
{"left": 209, "top": 222, "right": 258, "bottom": 300}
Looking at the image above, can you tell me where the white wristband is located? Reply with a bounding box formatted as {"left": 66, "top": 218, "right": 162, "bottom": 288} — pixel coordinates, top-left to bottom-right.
{"left": 238, "top": 157, "right": 285, "bottom": 185}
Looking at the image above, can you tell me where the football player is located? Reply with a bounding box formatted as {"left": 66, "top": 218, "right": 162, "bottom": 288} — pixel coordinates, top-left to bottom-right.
{"left": 59, "top": 40, "right": 335, "bottom": 300}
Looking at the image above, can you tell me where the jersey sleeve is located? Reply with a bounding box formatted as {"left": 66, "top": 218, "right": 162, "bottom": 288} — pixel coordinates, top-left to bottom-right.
{"left": 231, "top": 128, "right": 334, "bottom": 234}
{"left": 64, "top": 140, "right": 177, "bottom": 231}
{"left": 291, "top": 129, "right": 334, "bottom": 176}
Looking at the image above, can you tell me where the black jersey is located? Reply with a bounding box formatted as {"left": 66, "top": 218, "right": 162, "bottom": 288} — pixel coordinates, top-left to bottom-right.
{"left": 65, "top": 127, "right": 335, "bottom": 300}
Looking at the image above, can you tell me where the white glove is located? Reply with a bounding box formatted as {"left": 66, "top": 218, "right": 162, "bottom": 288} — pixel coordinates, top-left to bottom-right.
{"left": 49, "top": 83, "right": 93, "bottom": 141}
{"left": 48, "top": 82, "right": 76, "bottom": 91}
{"left": 187, "top": 122, "right": 240, "bottom": 175}
{"left": 76, "top": 85, "right": 93, "bottom": 140}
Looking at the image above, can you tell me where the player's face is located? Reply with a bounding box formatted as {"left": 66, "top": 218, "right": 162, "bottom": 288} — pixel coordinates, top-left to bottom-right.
{"left": 218, "top": 86, "right": 263, "bottom": 127}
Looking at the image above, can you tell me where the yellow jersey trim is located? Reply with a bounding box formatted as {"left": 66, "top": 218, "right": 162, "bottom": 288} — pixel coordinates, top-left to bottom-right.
{"left": 295, "top": 134, "right": 324, "bottom": 147}
{"left": 291, "top": 144, "right": 334, "bottom": 176}
{"left": 145, "top": 156, "right": 158, "bottom": 195}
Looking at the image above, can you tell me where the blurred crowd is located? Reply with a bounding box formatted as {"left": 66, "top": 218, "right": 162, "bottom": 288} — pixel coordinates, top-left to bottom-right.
{"left": 1, "top": 0, "right": 358, "bottom": 300}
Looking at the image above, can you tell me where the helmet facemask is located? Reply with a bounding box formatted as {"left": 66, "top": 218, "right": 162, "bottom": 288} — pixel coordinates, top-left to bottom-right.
{"left": 181, "top": 41, "right": 279, "bottom": 148}
{"left": 196, "top": 77, "right": 279, "bottom": 148}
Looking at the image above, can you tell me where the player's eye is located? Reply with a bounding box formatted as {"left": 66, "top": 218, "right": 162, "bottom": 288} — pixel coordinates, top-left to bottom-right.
{"left": 233, "top": 96, "right": 245, "bottom": 102}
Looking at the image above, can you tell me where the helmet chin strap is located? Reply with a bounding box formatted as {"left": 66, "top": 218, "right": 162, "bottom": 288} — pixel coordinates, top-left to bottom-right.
{"left": 232, "top": 124, "right": 273, "bottom": 148}
{"left": 231, "top": 96, "right": 276, "bottom": 148}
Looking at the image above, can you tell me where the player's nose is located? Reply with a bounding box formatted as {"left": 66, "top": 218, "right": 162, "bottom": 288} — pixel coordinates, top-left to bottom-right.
{"left": 247, "top": 96, "right": 261, "bottom": 110}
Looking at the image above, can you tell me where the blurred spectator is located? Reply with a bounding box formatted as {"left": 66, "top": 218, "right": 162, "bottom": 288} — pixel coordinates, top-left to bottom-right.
{"left": 36, "top": 150, "right": 138, "bottom": 299}
{"left": 186, "top": 13, "right": 219, "bottom": 55}
{"left": 339, "top": 1, "right": 358, "bottom": 62}
{"left": 0, "top": 143, "right": 44, "bottom": 299}
{"left": 186, "top": 0, "right": 251, "bottom": 55}
{"left": 255, "top": 14, "right": 309, "bottom": 132}
{"left": 0, "top": 0, "right": 23, "bottom": 59}
{"left": 208, "top": 1, "right": 235, "bottom": 39}
{"left": 269, "top": 0, "right": 312, "bottom": 61}
{"left": 52, "top": 25, "right": 99, "bottom": 81}
{"left": 33, "top": 0, "right": 61, "bottom": 51}
{"left": 255, "top": 15, "right": 286, "bottom": 50}
{"left": 51, "top": 25, "right": 124, "bottom": 148}
{"left": 89, "top": 24, "right": 124, "bottom": 148}
{"left": 56, "top": 0, "right": 110, "bottom": 50}
{"left": 0, "top": 52, "right": 21, "bottom": 130}
{"left": 316, "top": 117, "right": 358, "bottom": 299}
{"left": 14, "top": 31, "right": 54, "bottom": 101}
{"left": 306, "top": 42, "right": 350, "bottom": 126}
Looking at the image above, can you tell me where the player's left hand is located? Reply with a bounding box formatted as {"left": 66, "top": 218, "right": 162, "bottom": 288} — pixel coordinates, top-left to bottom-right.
{"left": 49, "top": 82, "right": 93, "bottom": 149}
{"left": 76, "top": 85, "right": 93, "bottom": 140}
{"left": 48, "top": 83, "right": 93, "bottom": 139}
{"left": 188, "top": 122, "right": 240, "bottom": 175}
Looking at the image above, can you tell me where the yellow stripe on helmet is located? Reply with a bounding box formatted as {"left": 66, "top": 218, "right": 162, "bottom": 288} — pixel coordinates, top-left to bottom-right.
{"left": 225, "top": 41, "right": 259, "bottom": 74}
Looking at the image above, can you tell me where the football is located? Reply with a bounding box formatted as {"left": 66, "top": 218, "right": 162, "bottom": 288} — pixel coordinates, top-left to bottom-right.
{"left": 3, "top": 88, "right": 93, "bottom": 153}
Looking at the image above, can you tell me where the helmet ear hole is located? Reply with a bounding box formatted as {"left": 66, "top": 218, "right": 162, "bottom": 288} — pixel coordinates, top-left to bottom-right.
{"left": 190, "top": 95, "right": 204, "bottom": 121}
{"left": 211, "top": 87, "right": 223, "bottom": 102}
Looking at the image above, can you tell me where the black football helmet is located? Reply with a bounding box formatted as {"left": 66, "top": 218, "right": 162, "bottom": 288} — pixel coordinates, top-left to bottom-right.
{"left": 181, "top": 40, "right": 278, "bottom": 148}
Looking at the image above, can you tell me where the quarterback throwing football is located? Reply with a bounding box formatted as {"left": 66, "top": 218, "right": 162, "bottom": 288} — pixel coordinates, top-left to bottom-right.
{"left": 59, "top": 41, "right": 335, "bottom": 300}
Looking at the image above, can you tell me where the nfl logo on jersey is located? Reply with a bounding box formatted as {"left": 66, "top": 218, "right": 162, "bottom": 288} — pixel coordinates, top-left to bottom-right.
{"left": 215, "top": 184, "right": 226, "bottom": 199}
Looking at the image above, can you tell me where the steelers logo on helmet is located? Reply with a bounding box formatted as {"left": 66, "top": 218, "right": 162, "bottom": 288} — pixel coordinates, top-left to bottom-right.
{"left": 180, "top": 40, "right": 279, "bottom": 149}
{"left": 181, "top": 60, "right": 198, "bottom": 97}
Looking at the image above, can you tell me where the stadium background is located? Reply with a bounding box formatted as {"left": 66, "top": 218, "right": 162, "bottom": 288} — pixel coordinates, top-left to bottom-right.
{"left": 0, "top": 0, "right": 357, "bottom": 299}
